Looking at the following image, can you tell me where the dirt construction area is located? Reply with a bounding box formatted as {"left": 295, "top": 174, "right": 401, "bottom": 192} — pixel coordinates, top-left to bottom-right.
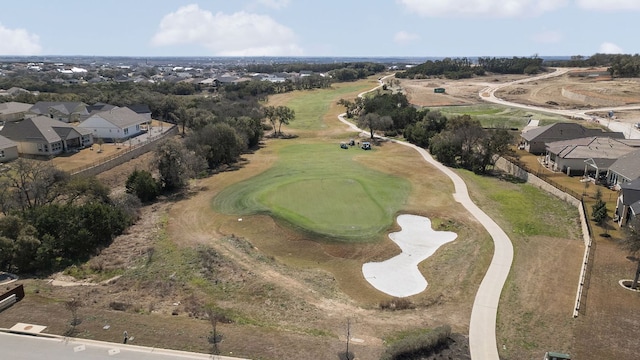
{"left": 2, "top": 71, "right": 640, "bottom": 360}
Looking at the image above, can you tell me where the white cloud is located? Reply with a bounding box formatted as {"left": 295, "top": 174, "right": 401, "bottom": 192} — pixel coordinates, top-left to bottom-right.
{"left": 254, "top": 0, "right": 291, "bottom": 9}
{"left": 151, "top": 4, "right": 302, "bottom": 56}
{"left": 576, "top": 0, "right": 640, "bottom": 11}
{"left": 394, "top": 31, "right": 420, "bottom": 45}
{"left": 0, "top": 23, "right": 42, "bottom": 55}
{"left": 397, "top": 0, "right": 568, "bottom": 18}
{"left": 532, "top": 30, "right": 562, "bottom": 44}
{"left": 599, "top": 42, "right": 623, "bottom": 54}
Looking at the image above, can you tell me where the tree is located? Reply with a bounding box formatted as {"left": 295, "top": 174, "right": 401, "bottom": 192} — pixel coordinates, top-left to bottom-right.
{"left": 126, "top": 169, "right": 160, "bottom": 203}
{"left": 64, "top": 298, "right": 82, "bottom": 335}
{"left": 356, "top": 113, "right": 393, "bottom": 139}
{"left": 187, "top": 123, "right": 245, "bottom": 169}
{"left": 263, "top": 105, "right": 295, "bottom": 137}
{"left": 0, "top": 159, "right": 69, "bottom": 213}
{"left": 155, "top": 139, "right": 192, "bottom": 190}
{"left": 592, "top": 188, "right": 608, "bottom": 235}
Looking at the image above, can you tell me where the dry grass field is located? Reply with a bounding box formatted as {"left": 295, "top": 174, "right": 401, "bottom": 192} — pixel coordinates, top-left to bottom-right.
{"left": 3, "top": 71, "right": 640, "bottom": 360}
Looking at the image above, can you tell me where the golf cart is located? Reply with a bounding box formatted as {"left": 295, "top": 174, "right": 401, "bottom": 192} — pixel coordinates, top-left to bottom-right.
{"left": 340, "top": 142, "right": 349, "bottom": 149}
{"left": 361, "top": 142, "right": 371, "bottom": 150}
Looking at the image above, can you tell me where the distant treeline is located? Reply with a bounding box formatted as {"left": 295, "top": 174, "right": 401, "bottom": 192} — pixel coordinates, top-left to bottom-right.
{"left": 395, "top": 56, "right": 544, "bottom": 79}
{"left": 396, "top": 53, "right": 640, "bottom": 79}
{"left": 540, "top": 53, "right": 640, "bottom": 78}
{"left": 240, "top": 62, "right": 386, "bottom": 81}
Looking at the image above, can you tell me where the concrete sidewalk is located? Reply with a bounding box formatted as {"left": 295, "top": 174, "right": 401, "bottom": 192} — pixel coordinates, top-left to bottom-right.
{"left": 337, "top": 112, "right": 513, "bottom": 360}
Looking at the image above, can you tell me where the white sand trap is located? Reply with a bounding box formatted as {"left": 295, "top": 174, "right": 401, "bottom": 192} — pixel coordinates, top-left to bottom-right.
{"left": 362, "top": 214, "right": 457, "bottom": 297}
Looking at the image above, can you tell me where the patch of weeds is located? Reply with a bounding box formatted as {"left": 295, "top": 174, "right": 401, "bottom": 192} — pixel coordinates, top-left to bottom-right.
{"left": 379, "top": 297, "right": 415, "bottom": 311}
{"left": 304, "top": 328, "right": 335, "bottom": 337}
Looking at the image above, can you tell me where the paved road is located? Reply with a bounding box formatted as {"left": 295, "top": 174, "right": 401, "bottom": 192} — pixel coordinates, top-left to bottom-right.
{"left": 0, "top": 330, "right": 245, "bottom": 360}
{"left": 479, "top": 67, "right": 640, "bottom": 139}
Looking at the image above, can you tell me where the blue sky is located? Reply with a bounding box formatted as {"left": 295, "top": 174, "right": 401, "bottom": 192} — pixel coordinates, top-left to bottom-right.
{"left": 0, "top": 0, "right": 638, "bottom": 57}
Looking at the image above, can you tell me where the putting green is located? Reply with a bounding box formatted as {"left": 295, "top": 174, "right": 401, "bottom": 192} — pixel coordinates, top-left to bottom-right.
{"left": 212, "top": 143, "right": 411, "bottom": 241}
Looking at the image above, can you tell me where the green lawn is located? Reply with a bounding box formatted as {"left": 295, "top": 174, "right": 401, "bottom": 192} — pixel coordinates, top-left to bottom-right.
{"left": 212, "top": 143, "right": 411, "bottom": 241}
{"left": 431, "top": 104, "right": 567, "bottom": 129}
{"left": 285, "top": 83, "right": 373, "bottom": 130}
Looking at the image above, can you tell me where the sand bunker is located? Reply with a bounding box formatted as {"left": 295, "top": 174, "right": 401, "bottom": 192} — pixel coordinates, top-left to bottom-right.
{"left": 362, "top": 214, "right": 457, "bottom": 297}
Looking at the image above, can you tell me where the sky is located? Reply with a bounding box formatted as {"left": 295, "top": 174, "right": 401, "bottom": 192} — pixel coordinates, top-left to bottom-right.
{"left": 0, "top": 0, "right": 638, "bottom": 58}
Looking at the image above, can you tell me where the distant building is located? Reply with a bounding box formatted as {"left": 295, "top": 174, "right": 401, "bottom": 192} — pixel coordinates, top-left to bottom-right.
{"left": 520, "top": 122, "right": 625, "bottom": 154}
{"left": 0, "top": 134, "right": 18, "bottom": 162}
{"left": 0, "top": 116, "right": 93, "bottom": 156}
{"left": 0, "top": 102, "right": 32, "bottom": 122}
{"left": 78, "top": 107, "right": 147, "bottom": 141}
{"left": 27, "top": 101, "right": 89, "bottom": 123}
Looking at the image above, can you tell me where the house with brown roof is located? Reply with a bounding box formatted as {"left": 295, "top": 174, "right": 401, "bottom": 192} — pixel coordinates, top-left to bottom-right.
{"left": 0, "top": 116, "right": 93, "bottom": 156}
{"left": 520, "top": 122, "right": 625, "bottom": 154}
{"left": 78, "top": 107, "right": 147, "bottom": 141}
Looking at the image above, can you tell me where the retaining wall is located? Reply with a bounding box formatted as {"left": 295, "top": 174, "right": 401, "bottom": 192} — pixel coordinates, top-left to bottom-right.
{"left": 71, "top": 126, "right": 179, "bottom": 178}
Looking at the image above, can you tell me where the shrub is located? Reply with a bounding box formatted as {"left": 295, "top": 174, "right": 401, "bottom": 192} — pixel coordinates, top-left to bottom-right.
{"left": 126, "top": 169, "right": 160, "bottom": 202}
{"left": 381, "top": 325, "right": 452, "bottom": 360}
{"left": 379, "top": 297, "right": 414, "bottom": 311}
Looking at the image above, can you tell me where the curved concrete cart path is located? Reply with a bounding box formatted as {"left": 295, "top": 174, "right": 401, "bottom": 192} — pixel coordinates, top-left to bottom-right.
{"left": 340, "top": 76, "right": 513, "bottom": 360}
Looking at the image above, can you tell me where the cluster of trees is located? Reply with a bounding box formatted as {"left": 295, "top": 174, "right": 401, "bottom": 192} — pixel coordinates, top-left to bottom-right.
{"left": 0, "top": 160, "right": 136, "bottom": 274}
{"left": 429, "top": 115, "right": 512, "bottom": 173}
{"left": 396, "top": 56, "right": 545, "bottom": 79}
{"left": 395, "top": 57, "right": 483, "bottom": 80}
{"left": 477, "top": 56, "right": 544, "bottom": 75}
{"left": 340, "top": 92, "right": 513, "bottom": 173}
{"left": 606, "top": 54, "right": 640, "bottom": 78}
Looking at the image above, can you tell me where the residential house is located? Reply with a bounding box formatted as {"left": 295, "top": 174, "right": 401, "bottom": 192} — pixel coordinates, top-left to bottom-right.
{"left": 0, "top": 134, "right": 18, "bottom": 162}
{"left": 0, "top": 101, "right": 32, "bottom": 122}
{"left": 545, "top": 136, "right": 640, "bottom": 176}
{"left": 0, "top": 116, "right": 93, "bottom": 156}
{"left": 606, "top": 149, "right": 640, "bottom": 188}
{"left": 27, "top": 101, "right": 89, "bottom": 123}
{"left": 126, "top": 104, "right": 152, "bottom": 121}
{"left": 520, "top": 122, "right": 625, "bottom": 154}
{"left": 78, "top": 106, "right": 146, "bottom": 141}
{"left": 615, "top": 178, "right": 640, "bottom": 228}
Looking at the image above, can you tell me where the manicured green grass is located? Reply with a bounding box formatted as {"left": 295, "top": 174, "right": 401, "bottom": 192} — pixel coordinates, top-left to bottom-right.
{"left": 459, "top": 170, "right": 578, "bottom": 238}
{"left": 431, "top": 104, "right": 566, "bottom": 129}
{"left": 212, "top": 143, "right": 411, "bottom": 241}
{"left": 285, "top": 83, "right": 374, "bottom": 130}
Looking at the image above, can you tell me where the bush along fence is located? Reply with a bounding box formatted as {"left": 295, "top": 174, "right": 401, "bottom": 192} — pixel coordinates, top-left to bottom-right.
{"left": 494, "top": 157, "right": 593, "bottom": 318}
{"left": 70, "top": 125, "right": 179, "bottom": 178}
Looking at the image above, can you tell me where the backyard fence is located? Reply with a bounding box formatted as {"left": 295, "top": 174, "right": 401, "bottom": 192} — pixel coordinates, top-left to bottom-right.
{"left": 69, "top": 125, "right": 179, "bottom": 178}
{"left": 495, "top": 157, "right": 594, "bottom": 318}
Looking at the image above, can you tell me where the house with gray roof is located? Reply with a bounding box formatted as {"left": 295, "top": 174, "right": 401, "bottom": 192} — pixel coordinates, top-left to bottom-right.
{"left": 520, "top": 122, "right": 625, "bottom": 154}
{"left": 78, "top": 107, "right": 146, "bottom": 141}
{"left": 545, "top": 136, "right": 640, "bottom": 176}
{"left": 0, "top": 134, "right": 18, "bottom": 162}
{"left": 0, "top": 116, "right": 93, "bottom": 156}
{"left": 606, "top": 149, "right": 640, "bottom": 188}
{"left": 27, "top": 101, "right": 89, "bottom": 123}
{"left": 0, "top": 101, "right": 32, "bottom": 122}
{"left": 615, "top": 178, "right": 640, "bottom": 228}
